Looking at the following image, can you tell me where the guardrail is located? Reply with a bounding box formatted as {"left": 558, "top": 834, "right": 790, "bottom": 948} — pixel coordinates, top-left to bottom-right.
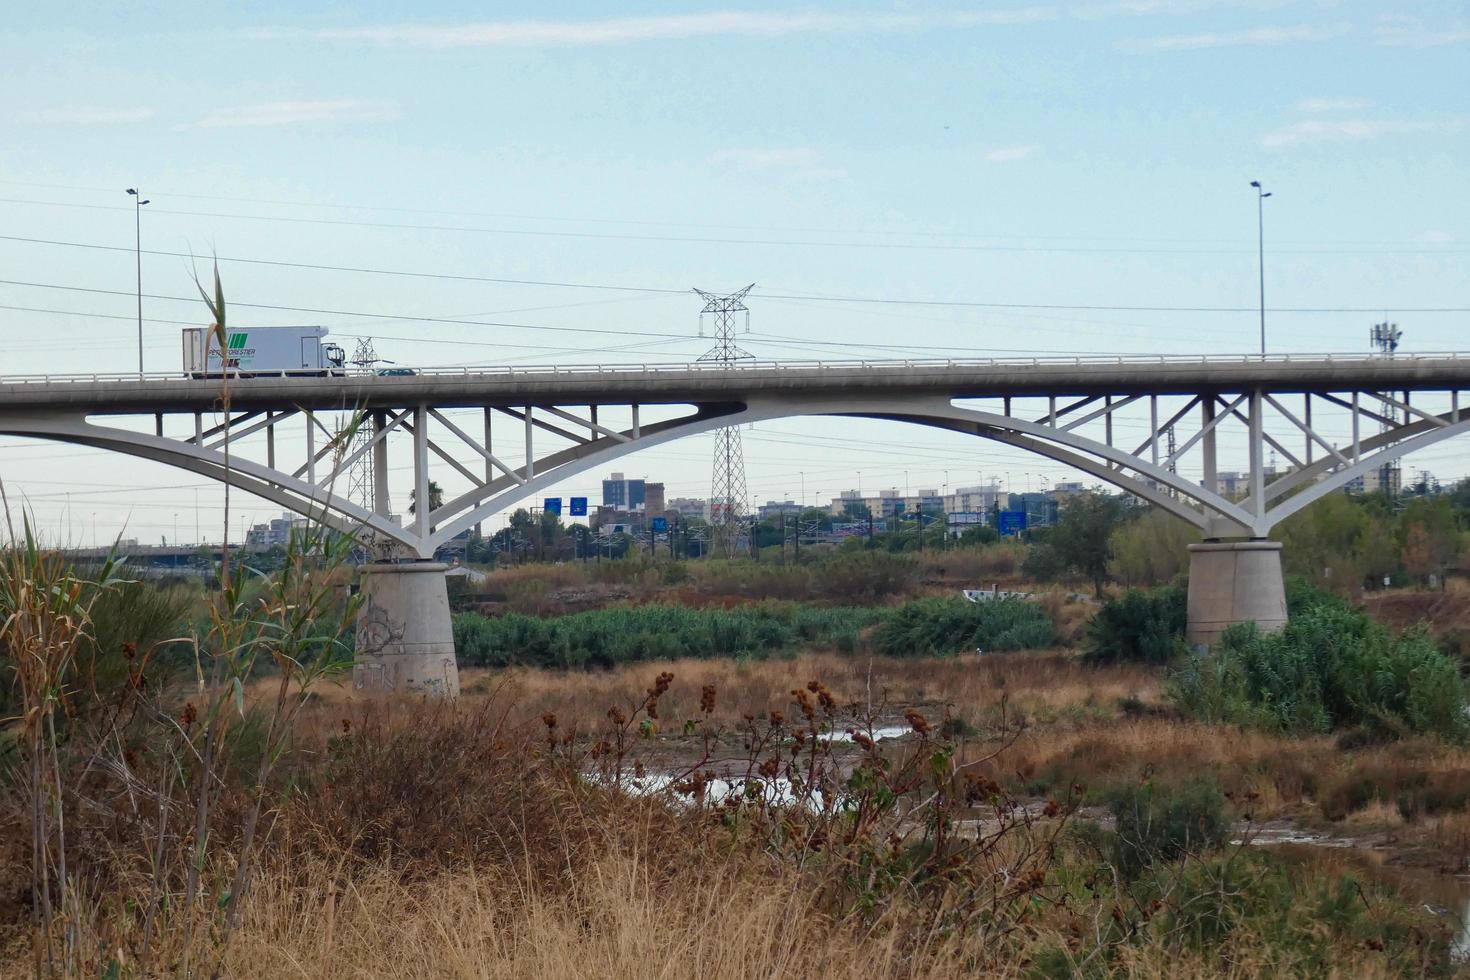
{"left": 0, "top": 351, "right": 1463, "bottom": 387}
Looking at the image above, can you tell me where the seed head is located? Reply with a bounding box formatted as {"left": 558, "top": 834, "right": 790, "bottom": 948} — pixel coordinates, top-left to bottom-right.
{"left": 903, "top": 708, "right": 932, "bottom": 735}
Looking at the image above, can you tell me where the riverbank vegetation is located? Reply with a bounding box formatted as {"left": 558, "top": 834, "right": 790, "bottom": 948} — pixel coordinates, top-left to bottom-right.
{"left": 7, "top": 484, "right": 1470, "bottom": 976}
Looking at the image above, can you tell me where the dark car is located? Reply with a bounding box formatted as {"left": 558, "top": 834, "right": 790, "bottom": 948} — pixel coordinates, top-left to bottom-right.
{"left": 375, "top": 368, "right": 417, "bottom": 377}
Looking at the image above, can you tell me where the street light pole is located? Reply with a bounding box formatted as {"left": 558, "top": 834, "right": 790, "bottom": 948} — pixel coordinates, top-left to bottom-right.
{"left": 126, "top": 188, "right": 150, "bottom": 374}
{"left": 1250, "top": 180, "right": 1271, "bottom": 359}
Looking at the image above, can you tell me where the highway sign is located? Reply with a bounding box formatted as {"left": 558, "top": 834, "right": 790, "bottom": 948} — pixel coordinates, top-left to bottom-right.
{"left": 543, "top": 497, "right": 562, "bottom": 515}
{"left": 569, "top": 497, "right": 587, "bottom": 516}
{"left": 997, "top": 510, "right": 1028, "bottom": 536}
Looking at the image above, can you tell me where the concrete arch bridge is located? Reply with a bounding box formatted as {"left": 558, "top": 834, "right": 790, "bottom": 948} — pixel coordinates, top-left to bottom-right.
{"left": 2, "top": 352, "right": 1467, "bottom": 695}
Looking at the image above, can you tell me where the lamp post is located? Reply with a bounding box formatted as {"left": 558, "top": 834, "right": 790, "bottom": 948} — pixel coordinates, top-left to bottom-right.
{"left": 1249, "top": 180, "right": 1271, "bottom": 358}
{"left": 126, "top": 188, "right": 150, "bottom": 374}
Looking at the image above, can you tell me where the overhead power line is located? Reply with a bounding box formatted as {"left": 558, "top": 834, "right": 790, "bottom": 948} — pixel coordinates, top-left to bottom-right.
{"left": 2, "top": 196, "right": 1467, "bottom": 256}
{"left": 0, "top": 278, "right": 692, "bottom": 341}
{"left": 1, "top": 235, "right": 1462, "bottom": 314}
{"left": 0, "top": 176, "right": 1457, "bottom": 250}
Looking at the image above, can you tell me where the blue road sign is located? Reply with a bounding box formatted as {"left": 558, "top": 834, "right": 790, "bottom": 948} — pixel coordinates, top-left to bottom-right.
{"left": 650, "top": 516, "right": 668, "bottom": 533}
{"left": 543, "top": 497, "right": 562, "bottom": 515}
{"left": 997, "top": 510, "right": 1028, "bottom": 536}
{"left": 569, "top": 497, "right": 588, "bottom": 516}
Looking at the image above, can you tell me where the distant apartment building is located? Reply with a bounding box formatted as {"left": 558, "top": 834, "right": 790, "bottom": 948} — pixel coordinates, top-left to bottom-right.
{"left": 668, "top": 497, "right": 708, "bottom": 521}
{"left": 1215, "top": 465, "right": 1289, "bottom": 499}
{"left": 245, "top": 512, "right": 310, "bottom": 549}
{"left": 757, "top": 500, "right": 804, "bottom": 520}
{"left": 1345, "top": 466, "right": 1403, "bottom": 496}
{"left": 945, "top": 483, "right": 1008, "bottom": 514}
{"left": 644, "top": 482, "right": 666, "bottom": 516}
{"left": 601, "top": 472, "right": 646, "bottom": 510}
{"left": 828, "top": 488, "right": 944, "bottom": 519}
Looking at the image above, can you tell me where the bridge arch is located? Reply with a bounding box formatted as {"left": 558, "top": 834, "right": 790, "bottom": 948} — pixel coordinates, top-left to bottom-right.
{"left": 3, "top": 391, "right": 1465, "bottom": 557}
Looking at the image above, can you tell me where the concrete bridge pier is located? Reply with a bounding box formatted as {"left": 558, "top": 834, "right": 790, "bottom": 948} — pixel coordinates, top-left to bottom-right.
{"left": 1185, "top": 540, "right": 1288, "bottom": 649}
{"left": 352, "top": 561, "right": 460, "bottom": 697}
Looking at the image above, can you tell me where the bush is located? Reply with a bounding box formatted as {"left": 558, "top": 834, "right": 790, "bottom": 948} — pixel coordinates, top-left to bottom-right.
{"left": 1169, "top": 603, "right": 1470, "bottom": 742}
{"left": 1110, "top": 778, "right": 1227, "bottom": 880}
{"left": 812, "top": 550, "right": 920, "bottom": 600}
{"left": 1082, "top": 585, "right": 1187, "bottom": 665}
{"left": 452, "top": 602, "right": 887, "bottom": 669}
{"left": 453, "top": 596, "right": 1057, "bottom": 669}
{"left": 869, "top": 597, "right": 1054, "bottom": 658}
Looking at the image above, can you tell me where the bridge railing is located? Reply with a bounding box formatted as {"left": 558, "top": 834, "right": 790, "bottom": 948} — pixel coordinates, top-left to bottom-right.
{"left": 0, "top": 351, "right": 1463, "bottom": 386}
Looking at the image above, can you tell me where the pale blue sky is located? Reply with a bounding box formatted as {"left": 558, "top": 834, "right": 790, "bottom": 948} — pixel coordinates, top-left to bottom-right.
{"left": 1, "top": 2, "right": 1466, "bottom": 543}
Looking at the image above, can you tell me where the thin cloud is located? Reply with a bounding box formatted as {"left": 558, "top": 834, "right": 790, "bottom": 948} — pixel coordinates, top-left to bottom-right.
{"left": 1259, "top": 117, "right": 1465, "bottom": 148}
{"left": 707, "top": 147, "right": 846, "bottom": 179}
{"left": 249, "top": 9, "right": 1060, "bottom": 48}
{"left": 23, "top": 107, "right": 155, "bottom": 125}
{"left": 1073, "top": 0, "right": 1315, "bottom": 19}
{"left": 188, "top": 100, "right": 397, "bottom": 129}
{"left": 1374, "top": 22, "right": 1470, "bottom": 47}
{"left": 1415, "top": 230, "right": 1456, "bottom": 246}
{"left": 1118, "top": 22, "right": 1350, "bottom": 51}
{"left": 982, "top": 144, "right": 1038, "bottom": 163}
{"left": 1293, "top": 97, "right": 1373, "bottom": 112}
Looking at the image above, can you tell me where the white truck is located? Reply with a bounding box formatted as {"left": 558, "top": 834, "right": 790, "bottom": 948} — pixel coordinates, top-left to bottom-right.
{"left": 181, "top": 326, "right": 346, "bottom": 378}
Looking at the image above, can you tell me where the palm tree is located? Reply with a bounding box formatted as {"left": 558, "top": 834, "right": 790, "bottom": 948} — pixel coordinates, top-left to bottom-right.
{"left": 407, "top": 481, "right": 444, "bottom": 516}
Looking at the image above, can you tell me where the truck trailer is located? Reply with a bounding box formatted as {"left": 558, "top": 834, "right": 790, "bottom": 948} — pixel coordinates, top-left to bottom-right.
{"left": 181, "top": 326, "right": 346, "bottom": 378}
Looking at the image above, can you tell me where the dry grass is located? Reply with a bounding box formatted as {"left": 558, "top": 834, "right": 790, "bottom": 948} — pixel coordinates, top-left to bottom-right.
{"left": 267, "top": 649, "right": 1160, "bottom": 736}
{"left": 6, "top": 647, "right": 1461, "bottom": 977}
{"left": 118, "top": 853, "right": 1418, "bottom": 980}
{"left": 3, "top": 850, "right": 1425, "bottom": 980}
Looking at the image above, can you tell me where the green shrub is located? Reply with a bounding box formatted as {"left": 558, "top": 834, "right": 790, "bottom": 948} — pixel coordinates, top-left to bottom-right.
{"left": 452, "top": 602, "right": 887, "bottom": 669}
{"left": 1169, "top": 604, "right": 1470, "bottom": 742}
{"left": 1082, "top": 585, "right": 1186, "bottom": 665}
{"left": 1110, "top": 778, "right": 1227, "bottom": 880}
{"left": 869, "top": 597, "right": 1054, "bottom": 658}
{"left": 813, "top": 550, "right": 920, "bottom": 600}
{"left": 452, "top": 595, "right": 1056, "bottom": 669}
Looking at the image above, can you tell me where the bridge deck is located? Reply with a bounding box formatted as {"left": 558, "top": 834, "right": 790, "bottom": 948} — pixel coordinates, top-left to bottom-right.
{"left": 0, "top": 353, "right": 1467, "bottom": 414}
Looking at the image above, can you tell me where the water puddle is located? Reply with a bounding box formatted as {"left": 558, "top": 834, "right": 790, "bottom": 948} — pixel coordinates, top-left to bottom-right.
{"left": 822, "top": 724, "right": 910, "bottom": 743}
{"left": 1231, "top": 820, "right": 1378, "bottom": 850}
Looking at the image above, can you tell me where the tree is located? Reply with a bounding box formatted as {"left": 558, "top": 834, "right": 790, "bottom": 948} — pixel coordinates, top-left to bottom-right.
{"left": 1022, "top": 491, "right": 1133, "bottom": 597}
{"left": 959, "top": 525, "right": 1000, "bottom": 547}
{"left": 1402, "top": 523, "right": 1433, "bottom": 585}
{"left": 407, "top": 480, "right": 444, "bottom": 516}
{"left": 1107, "top": 507, "right": 1200, "bottom": 587}
{"left": 1400, "top": 497, "right": 1459, "bottom": 588}
{"left": 1277, "top": 493, "right": 1372, "bottom": 593}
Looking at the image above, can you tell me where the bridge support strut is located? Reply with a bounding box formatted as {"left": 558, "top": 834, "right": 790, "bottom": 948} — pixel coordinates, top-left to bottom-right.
{"left": 1185, "top": 540, "right": 1287, "bottom": 648}
{"left": 353, "top": 562, "right": 459, "bottom": 697}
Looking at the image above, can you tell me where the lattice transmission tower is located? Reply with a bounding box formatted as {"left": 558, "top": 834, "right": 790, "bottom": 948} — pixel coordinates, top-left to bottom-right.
{"left": 1371, "top": 322, "right": 1403, "bottom": 499}
{"left": 694, "top": 285, "right": 755, "bottom": 545}
{"left": 346, "top": 337, "right": 385, "bottom": 513}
